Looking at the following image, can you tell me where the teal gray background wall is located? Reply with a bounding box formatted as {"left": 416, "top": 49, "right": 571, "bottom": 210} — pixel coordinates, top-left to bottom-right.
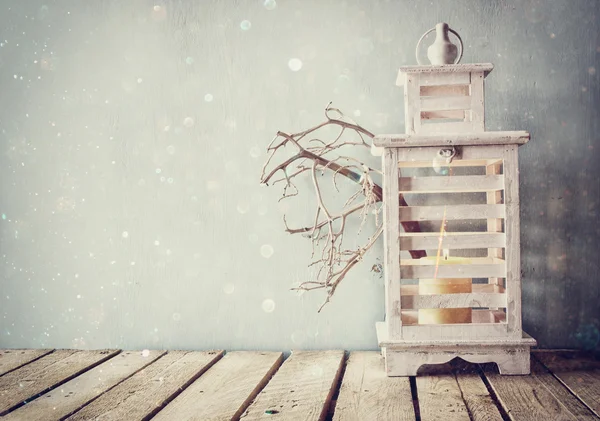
{"left": 1, "top": 0, "right": 599, "bottom": 351}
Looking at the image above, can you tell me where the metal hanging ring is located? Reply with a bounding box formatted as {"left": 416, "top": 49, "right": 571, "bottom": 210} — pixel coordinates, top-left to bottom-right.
{"left": 437, "top": 147, "right": 456, "bottom": 163}
{"left": 415, "top": 26, "right": 464, "bottom": 66}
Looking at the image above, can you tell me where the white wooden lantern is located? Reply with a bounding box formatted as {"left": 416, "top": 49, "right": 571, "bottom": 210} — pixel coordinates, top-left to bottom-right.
{"left": 374, "top": 63, "right": 536, "bottom": 376}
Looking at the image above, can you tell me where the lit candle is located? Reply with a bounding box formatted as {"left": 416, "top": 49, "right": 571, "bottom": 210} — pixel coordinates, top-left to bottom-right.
{"left": 418, "top": 255, "right": 472, "bottom": 325}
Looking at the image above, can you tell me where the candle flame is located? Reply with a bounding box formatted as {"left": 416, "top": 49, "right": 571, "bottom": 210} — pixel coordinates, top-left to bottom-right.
{"left": 433, "top": 206, "right": 448, "bottom": 279}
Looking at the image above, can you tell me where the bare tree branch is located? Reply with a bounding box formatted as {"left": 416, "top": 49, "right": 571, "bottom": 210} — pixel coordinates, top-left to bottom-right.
{"left": 261, "top": 103, "right": 426, "bottom": 310}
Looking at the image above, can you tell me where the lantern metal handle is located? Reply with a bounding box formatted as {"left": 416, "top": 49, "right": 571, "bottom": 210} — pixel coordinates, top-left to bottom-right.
{"left": 415, "top": 26, "right": 464, "bottom": 65}
{"left": 437, "top": 147, "right": 456, "bottom": 164}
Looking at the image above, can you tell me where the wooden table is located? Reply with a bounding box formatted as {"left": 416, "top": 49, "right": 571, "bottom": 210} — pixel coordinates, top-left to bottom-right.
{"left": 0, "top": 349, "right": 597, "bottom": 420}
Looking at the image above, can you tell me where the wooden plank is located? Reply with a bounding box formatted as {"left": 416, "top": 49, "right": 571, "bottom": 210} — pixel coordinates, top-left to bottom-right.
{"left": 332, "top": 352, "right": 415, "bottom": 421}
{"left": 66, "top": 350, "right": 224, "bottom": 421}
{"left": 420, "top": 85, "right": 470, "bottom": 97}
{"left": 483, "top": 356, "right": 598, "bottom": 421}
{"left": 154, "top": 352, "right": 283, "bottom": 421}
{"left": 502, "top": 146, "right": 522, "bottom": 338}
{"left": 401, "top": 308, "right": 505, "bottom": 326}
{"left": 373, "top": 131, "right": 529, "bottom": 148}
{"left": 399, "top": 63, "right": 494, "bottom": 74}
{"left": 405, "top": 74, "right": 420, "bottom": 134}
{"left": 240, "top": 350, "right": 344, "bottom": 421}
{"left": 416, "top": 372, "right": 471, "bottom": 420}
{"left": 400, "top": 232, "right": 506, "bottom": 250}
{"left": 398, "top": 158, "right": 502, "bottom": 168}
{"left": 0, "top": 349, "right": 53, "bottom": 376}
{"left": 377, "top": 322, "right": 535, "bottom": 347}
{"left": 419, "top": 72, "right": 471, "bottom": 86}
{"left": 400, "top": 259, "right": 506, "bottom": 279}
{"left": 419, "top": 120, "right": 472, "bottom": 134}
{"left": 534, "top": 351, "right": 600, "bottom": 417}
{"left": 421, "top": 96, "right": 472, "bottom": 112}
{"left": 399, "top": 174, "right": 504, "bottom": 193}
{"left": 400, "top": 290, "right": 507, "bottom": 310}
{"left": 401, "top": 322, "right": 507, "bottom": 340}
{"left": 470, "top": 71, "right": 485, "bottom": 132}
{"left": 402, "top": 284, "right": 504, "bottom": 295}
{"left": 452, "top": 360, "right": 504, "bottom": 421}
{"left": 0, "top": 350, "right": 118, "bottom": 416}
{"left": 383, "top": 147, "right": 402, "bottom": 339}
{"left": 399, "top": 204, "right": 505, "bottom": 221}
{"left": 421, "top": 109, "right": 467, "bottom": 120}
{"left": 396, "top": 145, "right": 505, "bottom": 164}
{"left": 3, "top": 350, "right": 165, "bottom": 421}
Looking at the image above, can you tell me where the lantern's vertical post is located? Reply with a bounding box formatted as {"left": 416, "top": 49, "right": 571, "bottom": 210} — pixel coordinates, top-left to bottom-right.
{"left": 470, "top": 71, "right": 485, "bottom": 132}
{"left": 382, "top": 147, "right": 402, "bottom": 339}
{"left": 487, "top": 161, "right": 503, "bottom": 289}
{"left": 404, "top": 74, "right": 420, "bottom": 134}
{"left": 503, "top": 145, "right": 523, "bottom": 338}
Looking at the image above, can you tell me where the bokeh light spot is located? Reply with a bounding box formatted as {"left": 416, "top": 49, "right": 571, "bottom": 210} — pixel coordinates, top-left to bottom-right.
{"left": 288, "top": 58, "right": 303, "bottom": 71}
{"left": 264, "top": 0, "right": 277, "bottom": 10}
{"left": 262, "top": 299, "right": 275, "bottom": 313}
{"left": 240, "top": 20, "right": 251, "bottom": 31}
{"left": 260, "top": 244, "right": 274, "bottom": 258}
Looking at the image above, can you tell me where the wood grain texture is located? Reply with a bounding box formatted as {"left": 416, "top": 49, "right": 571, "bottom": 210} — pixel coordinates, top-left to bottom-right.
{"left": 240, "top": 350, "right": 344, "bottom": 421}
{"left": 419, "top": 72, "right": 471, "bottom": 87}
{"left": 154, "top": 351, "right": 283, "bottom": 421}
{"left": 400, "top": 257, "right": 506, "bottom": 279}
{"left": 502, "top": 146, "right": 522, "bottom": 338}
{"left": 420, "top": 84, "right": 470, "bottom": 97}
{"left": 421, "top": 109, "right": 467, "bottom": 120}
{"left": 377, "top": 324, "right": 537, "bottom": 347}
{"left": 398, "top": 174, "right": 504, "bottom": 193}
{"left": 534, "top": 351, "right": 600, "bottom": 417}
{"left": 483, "top": 356, "right": 597, "bottom": 420}
{"left": 400, "top": 232, "right": 506, "bottom": 250}
{"left": 0, "top": 349, "right": 53, "bottom": 376}
{"left": 3, "top": 350, "right": 165, "bottom": 421}
{"left": 486, "top": 161, "right": 504, "bottom": 289}
{"left": 401, "top": 323, "right": 508, "bottom": 341}
{"left": 382, "top": 147, "right": 402, "bottom": 338}
{"left": 0, "top": 349, "right": 118, "bottom": 416}
{"left": 396, "top": 144, "right": 506, "bottom": 164}
{"left": 405, "top": 74, "right": 420, "bottom": 133}
{"left": 416, "top": 372, "right": 471, "bottom": 420}
{"left": 400, "top": 290, "right": 506, "bottom": 310}
{"left": 470, "top": 71, "right": 485, "bottom": 132}
{"left": 420, "top": 95, "right": 472, "bottom": 112}
{"left": 399, "top": 204, "right": 505, "bottom": 222}
{"left": 399, "top": 63, "right": 494, "bottom": 74}
{"left": 452, "top": 361, "right": 503, "bottom": 421}
{"left": 332, "top": 352, "right": 415, "bottom": 421}
{"left": 65, "top": 350, "right": 223, "bottom": 421}
{"left": 419, "top": 120, "right": 474, "bottom": 134}
{"left": 374, "top": 131, "right": 529, "bottom": 147}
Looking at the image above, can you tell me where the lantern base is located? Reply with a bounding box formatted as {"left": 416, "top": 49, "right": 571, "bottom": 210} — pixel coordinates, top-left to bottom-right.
{"left": 376, "top": 322, "right": 536, "bottom": 377}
